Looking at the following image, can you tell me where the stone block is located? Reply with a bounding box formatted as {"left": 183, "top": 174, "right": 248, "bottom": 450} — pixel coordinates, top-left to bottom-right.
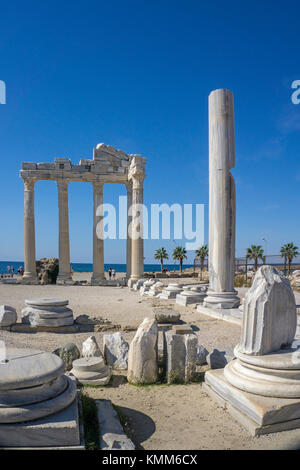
{"left": 153, "top": 308, "right": 181, "bottom": 324}
{"left": 96, "top": 400, "right": 135, "bottom": 450}
{"left": 204, "top": 369, "right": 300, "bottom": 436}
{"left": 0, "top": 397, "right": 82, "bottom": 448}
{"left": 172, "top": 324, "right": 194, "bottom": 335}
{"left": 0, "top": 305, "right": 17, "bottom": 326}
{"left": 127, "top": 318, "right": 158, "bottom": 384}
{"left": 103, "top": 332, "right": 129, "bottom": 370}
{"left": 207, "top": 349, "right": 227, "bottom": 369}
{"left": 164, "top": 331, "right": 198, "bottom": 384}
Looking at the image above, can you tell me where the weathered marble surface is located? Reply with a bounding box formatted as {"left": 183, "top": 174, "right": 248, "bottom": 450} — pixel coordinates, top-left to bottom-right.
{"left": 127, "top": 318, "right": 158, "bottom": 384}
{"left": 176, "top": 290, "right": 206, "bottom": 306}
{"left": 204, "top": 88, "right": 240, "bottom": 309}
{"left": 0, "top": 347, "right": 78, "bottom": 440}
{"left": 97, "top": 400, "right": 135, "bottom": 450}
{"left": 103, "top": 332, "right": 129, "bottom": 370}
{"left": 0, "top": 305, "right": 17, "bottom": 326}
{"left": 164, "top": 331, "right": 197, "bottom": 384}
{"left": 21, "top": 298, "right": 74, "bottom": 327}
{"left": 239, "top": 265, "right": 296, "bottom": 356}
{"left": 82, "top": 335, "right": 102, "bottom": 358}
{"left": 70, "top": 356, "right": 111, "bottom": 385}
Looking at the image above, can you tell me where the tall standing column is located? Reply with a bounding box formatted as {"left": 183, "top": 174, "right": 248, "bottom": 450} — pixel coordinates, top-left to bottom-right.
{"left": 203, "top": 89, "right": 240, "bottom": 309}
{"left": 139, "top": 183, "right": 144, "bottom": 276}
{"left": 129, "top": 175, "right": 144, "bottom": 283}
{"left": 57, "top": 179, "right": 72, "bottom": 284}
{"left": 126, "top": 182, "right": 133, "bottom": 279}
{"left": 91, "top": 182, "right": 105, "bottom": 284}
{"left": 23, "top": 178, "right": 38, "bottom": 283}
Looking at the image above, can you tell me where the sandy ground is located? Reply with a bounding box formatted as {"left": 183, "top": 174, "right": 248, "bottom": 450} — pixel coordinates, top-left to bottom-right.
{"left": 1, "top": 280, "right": 300, "bottom": 450}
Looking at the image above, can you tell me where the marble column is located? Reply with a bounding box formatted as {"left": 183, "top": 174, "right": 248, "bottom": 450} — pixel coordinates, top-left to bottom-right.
{"left": 203, "top": 89, "right": 240, "bottom": 309}
{"left": 129, "top": 175, "right": 144, "bottom": 283}
{"left": 57, "top": 179, "right": 72, "bottom": 283}
{"left": 126, "top": 182, "right": 133, "bottom": 279}
{"left": 139, "top": 183, "right": 144, "bottom": 277}
{"left": 91, "top": 182, "right": 105, "bottom": 284}
{"left": 23, "top": 178, "right": 38, "bottom": 283}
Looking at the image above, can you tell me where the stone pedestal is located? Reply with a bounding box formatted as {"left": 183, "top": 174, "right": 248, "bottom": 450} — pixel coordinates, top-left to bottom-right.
{"left": 70, "top": 357, "right": 111, "bottom": 386}
{"left": 0, "top": 348, "right": 81, "bottom": 448}
{"left": 22, "top": 298, "right": 74, "bottom": 327}
{"left": 204, "top": 89, "right": 240, "bottom": 309}
{"left": 160, "top": 284, "right": 183, "bottom": 300}
{"left": 176, "top": 290, "right": 206, "bottom": 306}
{"left": 204, "top": 266, "right": 300, "bottom": 436}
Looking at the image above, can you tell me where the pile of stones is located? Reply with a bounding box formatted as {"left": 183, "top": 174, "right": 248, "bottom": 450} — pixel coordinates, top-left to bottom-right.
{"left": 70, "top": 333, "right": 130, "bottom": 386}
{"left": 126, "top": 315, "right": 227, "bottom": 385}
{"left": 36, "top": 257, "right": 59, "bottom": 285}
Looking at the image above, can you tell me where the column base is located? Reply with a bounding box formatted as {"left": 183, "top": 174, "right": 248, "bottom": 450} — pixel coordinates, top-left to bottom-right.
{"left": 22, "top": 273, "right": 39, "bottom": 285}
{"left": 128, "top": 276, "right": 141, "bottom": 288}
{"left": 91, "top": 275, "right": 105, "bottom": 286}
{"left": 203, "top": 290, "right": 240, "bottom": 309}
{"left": 56, "top": 274, "right": 73, "bottom": 286}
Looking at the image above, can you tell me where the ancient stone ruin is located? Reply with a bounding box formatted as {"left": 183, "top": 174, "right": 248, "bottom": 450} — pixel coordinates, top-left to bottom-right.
{"left": 204, "top": 265, "right": 300, "bottom": 436}
{"left": 20, "top": 143, "right": 146, "bottom": 286}
{"left": 0, "top": 348, "right": 82, "bottom": 448}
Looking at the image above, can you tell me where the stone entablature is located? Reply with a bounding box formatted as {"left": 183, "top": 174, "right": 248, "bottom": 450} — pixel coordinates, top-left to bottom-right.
{"left": 20, "top": 143, "right": 146, "bottom": 184}
{"left": 19, "top": 143, "right": 146, "bottom": 285}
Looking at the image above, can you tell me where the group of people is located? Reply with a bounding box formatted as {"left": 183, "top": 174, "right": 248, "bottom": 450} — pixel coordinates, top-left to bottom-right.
{"left": 108, "top": 267, "right": 116, "bottom": 279}
{"left": 6, "top": 265, "right": 24, "bottom": 277}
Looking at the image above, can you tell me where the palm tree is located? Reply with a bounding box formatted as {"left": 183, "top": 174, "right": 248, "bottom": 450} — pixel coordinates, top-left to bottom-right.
{"left": 173, "top": 246, "right": 187, "bottom": 273}
{"left": 280, "top": 243, "right": 299, "bottom": 275}
{"left": 246, "top": 245, "right": 264, "bottom": 271}
{"left": 154, "top": 248, "right": 169, "bottom": 272}
{"left": 195, "top": 244, "right": 208, "bottom": 280}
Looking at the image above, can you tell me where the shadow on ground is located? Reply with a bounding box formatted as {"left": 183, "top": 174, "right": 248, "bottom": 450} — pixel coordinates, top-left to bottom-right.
{"left": 116, "top": 405, "right": 156, "bottom": 450}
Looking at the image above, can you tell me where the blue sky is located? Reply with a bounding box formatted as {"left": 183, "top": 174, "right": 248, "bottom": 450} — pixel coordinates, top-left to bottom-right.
{"left": 0, "top": 0, "right": 299, "bottom": 264}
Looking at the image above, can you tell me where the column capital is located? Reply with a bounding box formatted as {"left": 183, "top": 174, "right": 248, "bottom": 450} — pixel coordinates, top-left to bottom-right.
{"left": 93, "top": 181, "right": 104, "bottom": 192}
{"left": 23, "top": 177, "right": 37, "bottom": 191}
{"left": 131, "top": 173, "right": 145, "bottom": 190}
{"left": 57, "top": 179, "right": 70, "bottom": 192}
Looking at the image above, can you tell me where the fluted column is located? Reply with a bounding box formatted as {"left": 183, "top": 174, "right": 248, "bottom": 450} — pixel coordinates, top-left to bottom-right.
{"left": 130, "top": 175, "right": 144, "bottom": 282}
{"left": 91, "top": 182, "right": 105, "bottom": 284}
{"left": 203, "top": 89, "right": 240, "bottom": 309}
{"left": 23, "top": 178, "right": 38, "bottom": 283}
{"left": 126, "top": 182, "right": 133, "bottom": 279}
{"left": 57, "top": 179, "right": 72, "bottom": 284}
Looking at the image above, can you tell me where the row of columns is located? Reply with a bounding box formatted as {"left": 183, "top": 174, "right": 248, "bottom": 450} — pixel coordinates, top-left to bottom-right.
{"left": 22, "top": 178, "right": 145, "bottom": 284}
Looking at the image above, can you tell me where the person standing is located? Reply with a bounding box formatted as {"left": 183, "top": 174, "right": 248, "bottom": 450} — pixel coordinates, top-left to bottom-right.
{"left": 112, "top": 268, "right": 116, "bottom": 279}
{"left": 108, "top": 267, "right": 112, "bottom": 279}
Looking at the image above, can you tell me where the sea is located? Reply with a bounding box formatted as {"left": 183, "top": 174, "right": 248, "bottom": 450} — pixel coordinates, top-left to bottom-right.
{"left": 0, "top": 261, "right": 194, "bottom": 274}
